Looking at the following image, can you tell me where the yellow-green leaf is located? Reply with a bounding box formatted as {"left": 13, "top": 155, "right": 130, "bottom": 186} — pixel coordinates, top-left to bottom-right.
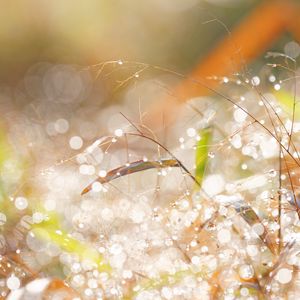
{"left": 195, "top": 127, "right": 212, "bottom": 190}
{"left": 275, "top": 90, "right": 300, "bottom": 120}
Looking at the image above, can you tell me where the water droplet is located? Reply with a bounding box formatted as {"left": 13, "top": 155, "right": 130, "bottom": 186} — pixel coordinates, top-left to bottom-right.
{"left": 109, "top": 243, "right": 123, "bottom": 255}
{"left": 241, "top": 163, "right": 247, "bottom": 170}
{"left": 6, "top": 275, "right": 21, "bottom": 290}
{"left": 234, "top": 108, "right": 248, "bottom": 123}
{"left": 274, "top": 84, "right": 281, "bottom": 91}
{"left": 26, "top": 229, "right": 48, "bottom": 252}
{"left": 101, "top": 208, "right": 114, "bottom": 221}
{"left": 114, "top": 129, "right": 123, "bottom": 137}
{"left": 240, "top": 287, "right": 249, "bottom": 296}
{"left": 55, "top": 118, "right": 69, "bottom": 134}
{"left": 186, "top": 127, "right": 196, "bottom": 137}
{"left": 191, "top": 255, "right": 201, "bottom": 265}
{"left": 252, "top": 223, "right": 264, "bottom": 236}
{"left": 88, "top": 278, "right": 98, "bottom": 289}
{"left": 15, "top": 197, "right": 28, "bottom": 210}
{"left": 72, "top": 274, "right": 85, "bottom": 287}
{"left": 32, "top": 212, "right": 44, "bottom": 224}
{"left": 276, "top": 268, "right": 292, "bottom": 284}
{"left": 268, "top": 169, "right": 277, "bottom": 178}
{"left": 0, "top": 213, "right": 6, "bottom": 225}
{"left": 208, "top": 152, "right": 215, "bottom": 158}
{"left": 69, "top": 136, "right": 83, "bottom": 150}
{"left": 92, "top": 182, "right": 102, "bottom": 192}
{"left": 251, "top": 76, "right": 260, "bottom": 86}
{"left": 98, "top": 170, "right": 107, "bottom": 178}
{"left": 122, "top": 270, "right": 133, "bottom": 279}
{"left": 239, "top": 264, "right": 254, "bottom": 279}
{"left": 217, "top": 228, "right": 231, "bottom": 244}
{"left": 26, "top": 278, "right": 50, "bottom": 294}
{"left": 246, "top": 245, "right": 258, "bottom": 257}
{"left": 161, "top": 287, "right": 173, "bottom": 299}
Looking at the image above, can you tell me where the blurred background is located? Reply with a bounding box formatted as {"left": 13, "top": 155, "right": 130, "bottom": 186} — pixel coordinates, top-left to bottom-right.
{"left": 0, "top": 0, "right": 300, "bottom": 180}
{"left": 0, "top": 0, "right": 299, "bottom": 179}
{"left": 0, "top": 0, "right": 262, "bottom": 84}
{"left": 1, "top": 2, "right": 300, "bottom": 298}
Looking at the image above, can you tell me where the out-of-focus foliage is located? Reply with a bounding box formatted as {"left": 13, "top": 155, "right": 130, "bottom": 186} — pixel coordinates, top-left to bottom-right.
{"left": 195, "top": 127, "right": 211, "bottom": 189}
{"left": 0, "top": 0, "right": 259, "bottom": 83}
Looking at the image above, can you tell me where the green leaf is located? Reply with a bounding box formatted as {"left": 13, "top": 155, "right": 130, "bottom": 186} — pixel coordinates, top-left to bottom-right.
{"left": 0, "top": 126, "right": 13, "bottom": 206}
{"left": 195, "top": 127, "right": 212, "bottom": 190}
{"left": 32, "top": 222, "right": 111, "bottom": 272}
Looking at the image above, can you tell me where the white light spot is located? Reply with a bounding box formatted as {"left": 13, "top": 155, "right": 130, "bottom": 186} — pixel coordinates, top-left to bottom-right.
{"left": 71, "top": 262, "right": 81, "bottom": 273}
{"left": 217, "top": 228, "right": 231, "bottom": 244}
{"left": 246, "top": 245, "right": 258, "bottom": 257}
{"left": 44, "top": 199, "right": 56, "bottom": 211}
{"left": 98, "top": 170, "right": 107, "bottom": 178}
{"left": 6, "top": 276, "right": 21, "bottom": 290}
{"left": 84, "top": 288, "right": 93, "bottom": 297}
{"left": 241, "top": 164, "right": 247, "bottom": 170}
{"left": 88, "top": 279, "right": 98, "bottom": 289}
{"left": 98, "top": 247, "right": 105, "bottom": 254}
{"left": 269, "top": 75, "right": 276, "bottom": 82}
{"left": 26, "top": 278, "right": 50, "bottom": 294}
{"left": 69, "top": 136, "right": 83, "bottom": 150}
{"left": 252, "top": 223, "right": 264, "bottom": 236}
{"left": 46, "top": 122, "right": 56, "bottom": 136}
{"left": 240, "top": 287, "right": 249, "bottom": 297}
{"left": 114, "top": 129, "right": 123, "bottom": 137}
{"left": 239, "top": 264, "right": 254, "bottom": 279}
{"left": 122, "top": 270, "right": 133, "bottom": 279}
{"left": 284, "top": 41, "right": 300, "bottom": 59}
{"left": 101, "top": 208, "right": 114, "bottom": 221}
{"left": 274, "top": 84, "right": 281, "bottom": 91}
{"left": 109, "top": 243, "right": 123, "bottom": 255}
{"left": 234, "top": 108, "right": 248, "bottom": 123}
{"left": 6, "top": 288, "right": 24, "bottom": 300}
{"left": 0, "top": 213, "right": 7, "bottom": 225}
{"left": 92, "top": 182, "right": 102, "bottom": 192}
{"left": 32, "top": 212, "right": 44, "bottom": 223}
{"left": 191, "top": 256, "right": 201, "bottom": 265}
{"left": 203, "top": 175, "right": 225, "bottom": 196}
{"left": 187, "top": 127, "right": 196, "bottom": 137}
{"left": 15, "top": 197, "right": 28, "bottom": 210}
{"left": 251, "top": 76, "right": 260, "bottom": 86}
{"left": 79, "top": 164, "right": 95, "bottom": 175}
{"left": 276, "top": 268, "right": 292, "bottom": 284}
{"left": 161, "top": 287, "right": 173, "bottom": 299}
{"left": 130, "top": 210, "right": 145, "bottom": 223}
{"left": 54, "top": 119, "right": 69, "bottom": 134}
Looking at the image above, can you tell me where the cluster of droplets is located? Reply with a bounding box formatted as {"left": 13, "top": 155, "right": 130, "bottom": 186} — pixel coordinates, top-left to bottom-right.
{"left": 3, "top": 44, "right": 300, "bottom": 299}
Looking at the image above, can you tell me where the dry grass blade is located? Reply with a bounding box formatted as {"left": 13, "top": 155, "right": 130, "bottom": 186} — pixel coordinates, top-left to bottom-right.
{"left": 233, "top": 200, "right": 277, "bottom": 255}
{"left": 263, "top": 239, "right": 296, "bottom": 292}
{"left": 81, "top": 159, "right": 180, "bottom": 195}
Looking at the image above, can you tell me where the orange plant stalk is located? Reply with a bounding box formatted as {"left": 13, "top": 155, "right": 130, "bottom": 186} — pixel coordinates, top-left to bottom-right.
{"left": 146, "top": 0, "right": 298, "bottom": 129}
{"left": 175, "top": 0, "right": 296, "bottom": 100}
